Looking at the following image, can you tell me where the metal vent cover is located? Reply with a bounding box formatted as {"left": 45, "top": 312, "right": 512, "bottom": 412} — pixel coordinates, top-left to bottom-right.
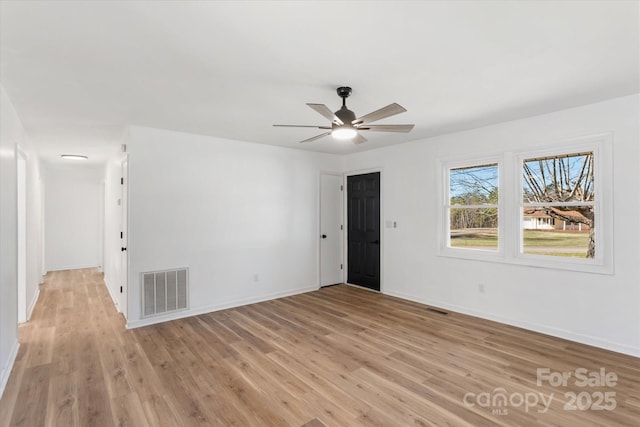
{"left": 142, "top": 268, "right": 188, "bottom": 317}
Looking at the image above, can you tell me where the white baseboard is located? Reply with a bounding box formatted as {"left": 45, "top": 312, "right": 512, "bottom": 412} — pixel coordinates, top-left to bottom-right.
{"left": 26, "top": 287, "right": 40, "bottom": 321}
{"left": 0, "top": 340, "right": 20, "bottom": 400}
{"left": 127, "top": 285, "right": 318, "bottom": 329}
{"left": 46, "top": 264, "right": 100, "bottom": 272}
{"left": 384, "top": 290, "right": 640, "bottom": 358}
{"left": 103, "top": 276, "right": 121, "bottom": 313}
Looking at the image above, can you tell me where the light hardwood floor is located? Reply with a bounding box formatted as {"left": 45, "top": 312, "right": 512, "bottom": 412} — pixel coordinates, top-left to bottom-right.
{"left": 1, "top": 268, "right": 638, "bottom": 426}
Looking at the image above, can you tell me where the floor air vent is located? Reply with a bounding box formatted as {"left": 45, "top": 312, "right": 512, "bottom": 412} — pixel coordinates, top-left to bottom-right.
{"left": 142, "top": 268, "right": 188, "bottom": 317}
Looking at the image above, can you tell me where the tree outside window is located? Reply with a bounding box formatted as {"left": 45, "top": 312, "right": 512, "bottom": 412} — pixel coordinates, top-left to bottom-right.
{"left": 522, "top": 152, "right": 595, "bottom": 258}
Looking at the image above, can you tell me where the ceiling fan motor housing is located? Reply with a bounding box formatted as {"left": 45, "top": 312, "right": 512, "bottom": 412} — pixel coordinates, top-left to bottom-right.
{"left": 334, "top": 106, "right": 356, "bottom": 129}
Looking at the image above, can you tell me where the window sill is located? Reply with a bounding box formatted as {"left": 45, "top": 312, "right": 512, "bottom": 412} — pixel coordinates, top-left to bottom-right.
{"left": 437, "top": 247, "right": 613, "bottom": 275}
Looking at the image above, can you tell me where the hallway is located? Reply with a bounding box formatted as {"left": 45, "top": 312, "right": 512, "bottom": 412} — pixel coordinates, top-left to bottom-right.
{"left": 0, "top": 269, "right": 133, "bottom": 426}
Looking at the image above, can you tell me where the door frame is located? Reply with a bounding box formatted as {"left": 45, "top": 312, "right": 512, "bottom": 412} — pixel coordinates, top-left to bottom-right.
{"left": 318, "top": 171, "right": 344, "bottom": 288}
{"left": 343, "top": 167, "right": 384, "bottom": 293}
{"left": 17, "top": 147, "right": 27, "bottom": 323}
{"left": 120, "top": 157, "right": 129, "bottom": 319}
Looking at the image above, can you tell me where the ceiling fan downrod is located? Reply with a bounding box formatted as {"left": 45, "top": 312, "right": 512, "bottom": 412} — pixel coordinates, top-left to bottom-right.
{"left": 336, "top": 86, "right": 352, "bottom": 108}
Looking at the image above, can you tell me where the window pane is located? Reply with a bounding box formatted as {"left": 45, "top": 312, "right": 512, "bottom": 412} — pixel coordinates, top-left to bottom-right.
{"left": 450, "top": 164, "right": 498, "bottom": 205}
{"left": 522, "top": 151, "right": 595, "bottom": 259}
{"left": 522, "top": 152, "right": 594, "bottom": 203}
{"left": 449, "top": 208, "right": 498, "bottom": 251}
{"left": 522, "top": 206, "right": 594, "bottom": 258}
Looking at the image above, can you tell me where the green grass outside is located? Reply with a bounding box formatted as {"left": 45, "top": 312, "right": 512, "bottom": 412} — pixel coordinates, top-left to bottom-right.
{"left": 450, "top": 229, "right": 590, "bottom": 258}
{"left": 521, "top": 230, "right": 590, "bottom": 247}
{"left": 532, "top": 252, "right": 587, "bottom": 258}
{"left": 450, "top": 230, "right": 498, "bottom": 247}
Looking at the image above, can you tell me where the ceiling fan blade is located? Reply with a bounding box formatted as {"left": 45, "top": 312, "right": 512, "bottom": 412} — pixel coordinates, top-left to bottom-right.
{"left": 273, "top": 124, "right": 331, "bottom": 129}
{"left": 307, "top": 103, "right": 343, "bottom": 125}
{"left": 353, "top": 103, "right": 407, "bottom": 125}
{"left": 357, "top": 124, "right": 415, "bottom": 133}
{"left": 300, "top": 132, "right": 331, "bottom": 143}
{"left": 353, "top": 133, "right": 368, "bottom": 144}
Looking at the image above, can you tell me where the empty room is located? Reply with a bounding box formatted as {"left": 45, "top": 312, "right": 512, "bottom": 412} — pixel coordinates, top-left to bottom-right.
{"left": 1, "top": 1, "right": 639, "bottom": 426}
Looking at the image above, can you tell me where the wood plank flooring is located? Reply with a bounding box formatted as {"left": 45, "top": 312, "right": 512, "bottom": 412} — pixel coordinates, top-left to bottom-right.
{"left": 1, "top": 268, "right": 639, "bottom": 426}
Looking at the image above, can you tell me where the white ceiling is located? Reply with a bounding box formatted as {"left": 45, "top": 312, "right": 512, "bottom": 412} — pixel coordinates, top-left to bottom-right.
{"left": 1, "top": 1, "right": 638, "bottom": 164}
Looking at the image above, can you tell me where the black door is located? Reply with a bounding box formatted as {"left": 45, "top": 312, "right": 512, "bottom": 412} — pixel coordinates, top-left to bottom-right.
{"left": 347, "top": 172, "right": 380, "bottom": 291}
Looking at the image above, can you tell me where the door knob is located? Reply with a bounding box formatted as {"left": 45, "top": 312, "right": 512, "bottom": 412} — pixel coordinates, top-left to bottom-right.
{"left": 121, "top": 247, "right": 127, "bottom": 252}
{"left": 371, "top": 240, "right": 379, "bottom": 245}
{"left": 321, "top": 234, "right": 327, "bottom": 239}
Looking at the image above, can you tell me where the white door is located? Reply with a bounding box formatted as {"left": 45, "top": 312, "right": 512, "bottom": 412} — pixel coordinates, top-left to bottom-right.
{"left": 120, "top": 159, "right": 128, "bottom": 318}
{"left": 320, "top": 174, "right": 343, "bottom": 287}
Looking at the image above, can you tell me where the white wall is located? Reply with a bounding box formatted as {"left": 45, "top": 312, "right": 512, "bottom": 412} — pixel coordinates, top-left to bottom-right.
{"left": 0, "top": 86, "right": 19, "bottom": 397}
{"left": 126, "top": 126, "right": 342, "bottom": 326}
{"left": 344, "top": 94, "right": 640, "bottom": 356}
{"left": 44, "top": 164, "right": 103, "bottom": 271}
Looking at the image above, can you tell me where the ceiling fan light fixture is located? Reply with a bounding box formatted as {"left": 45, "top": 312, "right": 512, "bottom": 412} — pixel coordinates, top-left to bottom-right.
{"left": 331, "top": 127, "right": 357, "bottom": 140}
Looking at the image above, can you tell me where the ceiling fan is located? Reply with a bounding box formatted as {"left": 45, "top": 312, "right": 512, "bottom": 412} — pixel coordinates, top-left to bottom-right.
{"left": 273, "top": 86, "right": 414, "bottom": 144}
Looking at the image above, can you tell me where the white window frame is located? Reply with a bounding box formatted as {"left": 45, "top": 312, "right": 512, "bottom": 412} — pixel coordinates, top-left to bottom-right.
{"left": 438, "top": 155, "right": 504, "bottom": 262}
{"left": 437, "top": 133, "right": 613, "bottom": 275}
{"left": 513, "top": 134, "right": 613, "bottom": 274}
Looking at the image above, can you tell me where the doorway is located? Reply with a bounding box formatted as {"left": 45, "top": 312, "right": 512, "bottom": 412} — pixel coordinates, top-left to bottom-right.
{"left": 347, "top": 172, "right": 381, "bottom": 291}
{"left": 320, "top": 174, "right": 343, "bottom": 287}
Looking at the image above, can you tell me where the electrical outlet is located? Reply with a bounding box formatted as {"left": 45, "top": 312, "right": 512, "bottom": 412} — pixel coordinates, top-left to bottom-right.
{"left": 478, "top": 283, "right": 485, "bottom": 293}
{"left": 253, "top": 274, "right": 259, "bottom": 282}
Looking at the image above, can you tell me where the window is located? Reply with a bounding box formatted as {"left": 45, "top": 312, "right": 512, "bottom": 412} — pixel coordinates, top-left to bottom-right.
{"left": 448, "top": 163, "right": 499, "bottom": 251}
{"left": 438, "top": 133, "right": 612, "bottom": 274}
{"left": 521, "top": 151, "right": 595, "bottom": 259}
